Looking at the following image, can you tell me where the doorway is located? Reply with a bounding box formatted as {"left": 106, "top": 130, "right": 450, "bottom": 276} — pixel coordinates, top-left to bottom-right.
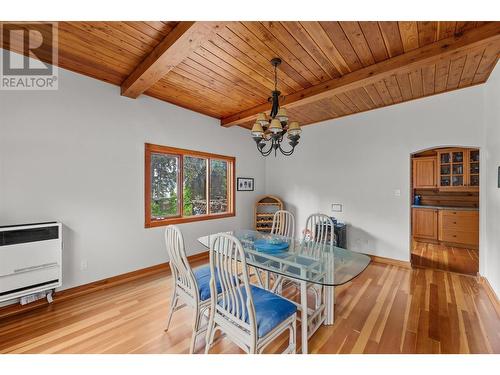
{"left": 410, "top": 146, "right": 479, "bottom": 275}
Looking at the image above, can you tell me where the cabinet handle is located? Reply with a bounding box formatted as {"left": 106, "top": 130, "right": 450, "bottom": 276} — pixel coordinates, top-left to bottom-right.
{"left": 453, "top": 221, "right": 457, "bottom": 224}
{"left": 452, "top": 235, "right": 457, "bottom": 238}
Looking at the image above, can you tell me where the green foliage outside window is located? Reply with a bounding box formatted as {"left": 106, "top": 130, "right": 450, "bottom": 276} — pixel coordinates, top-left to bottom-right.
{"left": 149, "top": 149, "right": 231, "bottom": 221}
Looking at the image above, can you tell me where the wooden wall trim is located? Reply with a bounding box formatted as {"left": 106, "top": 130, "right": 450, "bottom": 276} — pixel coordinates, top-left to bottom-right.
{"left": 0, "top": 251, "right": 209, "bottom": 320}
{"left": 479, "top": 275, "right": 500, "bottom": 316}
{"left": 221, "top": 22, "right": 500, "bottom": 127}
{"left": 369, "top": 254, "right": 412, "bottom": 269}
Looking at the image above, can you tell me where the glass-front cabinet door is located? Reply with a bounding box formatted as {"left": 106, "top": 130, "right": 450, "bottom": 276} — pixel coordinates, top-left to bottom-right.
{"left": 439, "top": 151, "right": 451, "bottom": 187}
{"left": 439, "top": 150, "right": 465, "bottom": 188}
{"left": 451, "top": 150, "right": 464, "bottom": 187}
{"left": 468, "top": 149, "right": 480, "bottom": 189}
{"left": 438, "top": 148, "right": 479, "bottom": 190}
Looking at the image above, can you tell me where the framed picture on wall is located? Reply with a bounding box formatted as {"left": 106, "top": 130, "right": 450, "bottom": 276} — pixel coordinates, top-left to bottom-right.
{"left": 237, "top": 177, "right": 254, "bottom": 191}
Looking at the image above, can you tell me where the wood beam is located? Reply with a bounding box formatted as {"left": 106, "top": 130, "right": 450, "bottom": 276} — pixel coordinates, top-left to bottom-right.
{"left": 221, "top": 22, "right": 500, "bottom": 127}
{"left": 121, "top": 22, "right": 226, "bottom": 98}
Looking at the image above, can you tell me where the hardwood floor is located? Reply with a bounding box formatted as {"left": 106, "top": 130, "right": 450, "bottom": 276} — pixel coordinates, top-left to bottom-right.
{"left": 0, "top": 260, "right": 498, "bottom": 354}
{"left": 411, "top": 241, "right": 479, "bottom": 275}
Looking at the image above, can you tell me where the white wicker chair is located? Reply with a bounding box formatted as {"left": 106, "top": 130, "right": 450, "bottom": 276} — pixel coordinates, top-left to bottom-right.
{"left": 301, "top": 213, "right": 335, "bottom": 308}
{"left": 302, "top": 213, "right": 336, "bottom": 251}
{"left": 271, "top": 210, "right": 295, "bottom": 238}
{"left": 164, "top": 225, "right": 217, "bottom": 354}
{"left": 248, "top": 210, "right": 295, "bottom": 289}
{"left": 275, "top": 213, "right": 335, "bottom": 336}
{"left": 204, "top": 233, "right": 297, "bottom": 354}
{"left": 267, "top": 210, "right": 296, "bottom": 290}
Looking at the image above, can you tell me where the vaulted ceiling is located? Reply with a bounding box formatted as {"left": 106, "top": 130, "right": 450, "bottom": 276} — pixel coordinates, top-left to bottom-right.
{"left": 2, "top": 21, "right": 500, "bottom": 128}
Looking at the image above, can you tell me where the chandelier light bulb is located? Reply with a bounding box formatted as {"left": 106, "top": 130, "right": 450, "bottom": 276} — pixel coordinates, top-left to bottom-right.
{"left": 269, "top": 119, "right": 282, "bottom": 134}
{"left": 277, "top": 107, "right": 288, "bottom": 122}
{"left": 287, "top": 121, "right": 301, "bottom": 136}
{"left": 256, "top": 112, "right": 269, "bottom": 126}
{"left": 251, "top": 122, "right": 264, "bottom": 138}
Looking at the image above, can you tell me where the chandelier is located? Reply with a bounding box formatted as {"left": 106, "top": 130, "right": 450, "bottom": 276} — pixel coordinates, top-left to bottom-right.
{"left": 251, "top": 58, "right": 302, "bottom": 157}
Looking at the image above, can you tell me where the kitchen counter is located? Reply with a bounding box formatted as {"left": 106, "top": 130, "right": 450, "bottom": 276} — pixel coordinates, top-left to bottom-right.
{"left": 411, "top": 205, "right": 479, "bottom": 211}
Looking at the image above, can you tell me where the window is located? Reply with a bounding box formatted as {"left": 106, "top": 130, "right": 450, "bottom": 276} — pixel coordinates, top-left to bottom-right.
{"left": 145, "top": 143, "right": 235, "bottom": 227}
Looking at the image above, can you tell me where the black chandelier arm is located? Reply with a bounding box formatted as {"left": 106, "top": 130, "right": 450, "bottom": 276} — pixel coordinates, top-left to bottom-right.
{"left": 261, "top": 144, "right": 274, "bottom": 157}
{"left": 278, "top": 134, "right": 301, "bottom": 156}
{"left": 255, "top": 138, "right": 274, "bottom": 157}
{"left": 252, "top": 133, "right": 300, "bottom": 157}
{"left": 278, "top": 145, "right": 295, "bottom": 156}
{"left": 277, "top": 140, "right": 296, "bottom": 156}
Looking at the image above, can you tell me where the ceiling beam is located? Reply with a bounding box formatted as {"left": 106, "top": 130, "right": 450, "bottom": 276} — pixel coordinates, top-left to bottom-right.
{"left": 121, "top": 21, "right": 226, "bottom": 98}
{"left": 221, "top": 22, "right": 500, "bottom": 127}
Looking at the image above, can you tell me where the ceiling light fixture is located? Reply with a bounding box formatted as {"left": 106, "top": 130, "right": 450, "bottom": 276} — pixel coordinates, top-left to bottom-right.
{"left": 251, "top": 58, "right": 302, "bottom": 157}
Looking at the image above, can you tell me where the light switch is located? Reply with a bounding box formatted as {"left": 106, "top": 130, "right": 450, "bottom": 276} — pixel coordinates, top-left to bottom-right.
{"left": 331, "top": 203, "right": 343, "bottom": 212}
{"left": 394, "top": 189, "right": 401, "bottom": 197}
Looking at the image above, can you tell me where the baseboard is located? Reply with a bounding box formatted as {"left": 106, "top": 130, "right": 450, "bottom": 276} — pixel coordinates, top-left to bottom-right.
{"left": 369, "top": 254, "right": 412, "bottom": 269}
{"left": 0, "top": 250, "right": 209, "bottom": 320}
{"left": 410, "top": 263, "right": 481, "bottom": 279}
{"left": 413, "top": 237, "right": 478, "bottom": 250}
{"left": 479, "top": 275, "right": 500, "bottom": 316}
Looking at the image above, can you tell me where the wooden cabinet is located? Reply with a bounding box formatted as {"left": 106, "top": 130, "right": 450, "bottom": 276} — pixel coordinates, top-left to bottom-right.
{"left": 438, "top": 210, "right": 479, "bottom": 247}
{"left": 412, "top": 208, "right": 438, "bottom": 240}
{"left": 412, "top": 208, "right": 479, "bottom": 248}
{"left": 437, "top": 148, "right": 479, "bottom": 191}
{"left": 412, "top": 156, "right": 437, "bottom": 188}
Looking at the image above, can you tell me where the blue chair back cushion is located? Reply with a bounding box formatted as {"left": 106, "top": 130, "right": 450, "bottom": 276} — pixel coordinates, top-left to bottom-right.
{"left": 218, "top": 285, "right": 296, "bottom": 338}
{"left": 194, "top": 266, "right": 239, "bottom": 301}
{"left": 194, "top": 265, "right": 221, "bottom": 301}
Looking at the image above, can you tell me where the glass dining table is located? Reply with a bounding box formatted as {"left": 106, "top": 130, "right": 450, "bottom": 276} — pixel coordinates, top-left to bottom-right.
{"left": 197, "top": 229, "right": 371, "bottom": 354}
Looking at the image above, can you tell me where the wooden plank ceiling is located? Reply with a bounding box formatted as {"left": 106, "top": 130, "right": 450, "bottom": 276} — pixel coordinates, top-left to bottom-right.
{"left": 2, "top": 21, "right": 500, "bottom": 128}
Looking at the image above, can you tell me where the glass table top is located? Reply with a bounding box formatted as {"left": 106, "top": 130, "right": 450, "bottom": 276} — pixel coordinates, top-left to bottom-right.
{"left": 197, "top": 229, "right": 371, "bottom": 287}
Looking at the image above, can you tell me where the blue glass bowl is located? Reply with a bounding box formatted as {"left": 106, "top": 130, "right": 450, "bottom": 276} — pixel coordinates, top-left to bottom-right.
{"left": 254, "top": 239, "right": 289, "bottom": 254}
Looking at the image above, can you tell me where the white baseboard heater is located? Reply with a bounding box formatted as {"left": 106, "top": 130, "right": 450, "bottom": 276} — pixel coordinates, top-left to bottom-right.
{"left": 0, "top": 222, "right": 62, "bottom": 303}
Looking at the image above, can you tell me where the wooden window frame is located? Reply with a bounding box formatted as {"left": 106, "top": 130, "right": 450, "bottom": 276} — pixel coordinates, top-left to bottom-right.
{"left": 145, "top": 143, "right": 236, "bottom": 228}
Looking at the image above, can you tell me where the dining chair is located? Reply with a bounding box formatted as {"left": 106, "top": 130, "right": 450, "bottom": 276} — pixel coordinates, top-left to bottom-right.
{"left": 274, "top": 213, "right": 335, "bottom": 336}
{"left": 271, "top": 210, "right": 295, "bottom": 238}
{"left": 301, "top": 213, "right": 335, "bottom": 308}
{"left": 302, "top": 213, "right": 336, "bottom": 249}
{"left": 164, "top": 225, "right": 222, "bottom": 354}
{"left": 257, "top": 210, "right": 296, "bottom": 290}
{"left": 204, "top": 233, "right": 297, "bottom": 354}
{"left": 303, "top": 213, "right": 336, "bottom": 328}
{"left": 247, "top": 209, "right": 295, "bottom": 290}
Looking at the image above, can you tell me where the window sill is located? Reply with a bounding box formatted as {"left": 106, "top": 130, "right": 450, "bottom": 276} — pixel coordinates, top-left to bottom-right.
{"left": 145, "top": 212, "right": 235, "bottom": 228}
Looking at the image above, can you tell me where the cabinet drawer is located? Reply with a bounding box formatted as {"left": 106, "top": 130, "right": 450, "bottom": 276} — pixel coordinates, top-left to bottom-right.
{"left": 440, "top": 211, "right": 479, "bottom": 232}
{"left": 439, "top": 229, "right": 478, "bottom": 246}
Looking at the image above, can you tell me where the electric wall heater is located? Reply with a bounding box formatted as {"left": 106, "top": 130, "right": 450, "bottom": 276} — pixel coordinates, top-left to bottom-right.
{"left": 0, "top": 222, "right": 62, "bottom": 303}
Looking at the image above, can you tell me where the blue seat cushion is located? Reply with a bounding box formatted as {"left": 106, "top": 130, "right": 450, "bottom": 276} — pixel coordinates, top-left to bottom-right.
{"left": 218, "top": 285, "right": 296, "bottom": 338}
{"left": 193, "top": 265, "right": 221, "bottom": 301}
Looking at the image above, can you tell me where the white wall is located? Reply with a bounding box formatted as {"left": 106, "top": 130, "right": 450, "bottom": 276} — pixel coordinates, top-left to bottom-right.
{"left": 265, "top": 85, "right": 487, "bottom": 262}
{"left": 484, "top": 65, "right": 500, "bottom": 297}
{"left": 0, "top": 59, "right": 265, "bottom": 291}
{"left": 1, "top": 49, "right": 499, "bottom": 299}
